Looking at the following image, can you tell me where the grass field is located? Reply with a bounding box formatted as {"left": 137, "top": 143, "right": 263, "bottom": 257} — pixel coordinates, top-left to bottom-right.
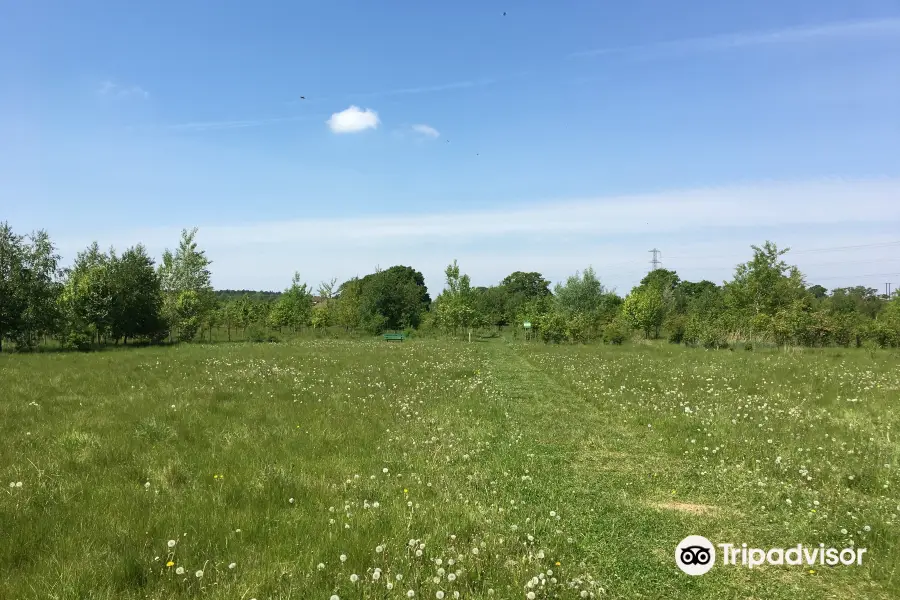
{"left": 1, "top": 339, "right": 899, "bottom": 599}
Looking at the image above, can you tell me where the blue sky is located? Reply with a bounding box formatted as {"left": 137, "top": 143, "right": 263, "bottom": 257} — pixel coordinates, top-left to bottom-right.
{"left": 2, "top": 0, "right": 900, "bottom": 294}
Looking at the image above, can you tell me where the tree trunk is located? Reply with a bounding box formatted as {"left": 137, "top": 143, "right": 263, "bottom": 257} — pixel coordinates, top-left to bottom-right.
{"left": 227, "top": 324, "right": 231, "bottom": 342}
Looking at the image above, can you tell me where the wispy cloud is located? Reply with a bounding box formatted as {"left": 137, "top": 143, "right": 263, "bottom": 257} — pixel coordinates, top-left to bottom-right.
{"left": 327, "top": 105, "right": 380, "bottom": 133}
{"left": 82, "top": 177, "right": 900, "bottom": 250}
{"left": 55, "top": 178, "right": 900, "bottom": 292}
{"left": 570, "top": 17, "right": 900, "bottom": 59}
{"left": 353, "top": 77, "right": 496, "bottom": 100}
{"left": 166, "top": 115, "right": 315, "bottom": 132}
{"left": 411, "top": 124, "right": 440, "bottom": 138}
{"left": 193, "top": 177, "right": 900, "bottom": 244}
{"left": 97, "top": 80, "right": 149, "bottom": 98}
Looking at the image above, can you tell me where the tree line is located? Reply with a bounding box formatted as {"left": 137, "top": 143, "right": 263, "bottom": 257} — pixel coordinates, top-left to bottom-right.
{"left": 2, "top": 222, "right": 899, "bottom": 352}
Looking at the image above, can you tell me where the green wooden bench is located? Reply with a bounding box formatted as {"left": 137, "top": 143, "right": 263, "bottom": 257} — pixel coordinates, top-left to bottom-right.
{"left": 383, "top": 333, "right": 407, "bottom": 342}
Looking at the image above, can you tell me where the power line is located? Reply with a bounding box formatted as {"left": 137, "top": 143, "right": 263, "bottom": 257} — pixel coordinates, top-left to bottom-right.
{"left": 788, "top": 240, "right": 900, "bottom": 255}
{"left": 790, "top": 272, "right": 900, "bottom": 282}
{"left": 663, "top": 240, "right": 900, "bottom": 262}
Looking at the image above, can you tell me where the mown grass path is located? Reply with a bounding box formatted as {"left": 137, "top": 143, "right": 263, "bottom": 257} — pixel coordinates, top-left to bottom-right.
{"left": 482, "top": 341, "right": 898, "bottom": 599}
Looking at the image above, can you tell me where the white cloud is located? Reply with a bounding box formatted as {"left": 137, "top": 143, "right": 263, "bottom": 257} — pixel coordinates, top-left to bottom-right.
{"left": 97, "top": 80, "right": 149, "bottom": 98}
{"left": 570, "top": 17, "right": 900, "bottom": 59}
{"left": 411, "top": 124, "right": 440, "bottom": 138}
{"left": 326, "top": 105, "right": 380, "bottom": 133}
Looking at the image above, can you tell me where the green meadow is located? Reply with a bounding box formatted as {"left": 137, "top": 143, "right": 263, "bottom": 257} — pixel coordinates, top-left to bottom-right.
{"left": 1, "top": 339, "right": 898, "bottom": 599}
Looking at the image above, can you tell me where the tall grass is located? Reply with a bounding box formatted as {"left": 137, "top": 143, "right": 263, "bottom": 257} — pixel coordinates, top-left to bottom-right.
{"left": 0, "top": 340, "right": 897, "bottom": 598}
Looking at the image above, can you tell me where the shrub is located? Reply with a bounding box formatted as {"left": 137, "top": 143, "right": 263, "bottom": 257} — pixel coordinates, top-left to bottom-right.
{"left": 684, "top": 315, "right": 728, "bottom": 349}
{"left": 246, "top": 324, "right": 280, "bottom": 343}
{"left": 64, "top": 330, "right": 93, "bottom": 352}
{"left": 11, "top": 332, "right": 38, "bottom": 353}
{"left": 539, "top": 311, "right": 567, "bottom": 344}
{"left": 602, "top": 323, "right": 627, "bottom": 345}
{"left": 564, "top": 312, "right": 596, "bottom": 343}
{"left": 665, "top": 314, "right": 686, "bottom": 344}
{"left": 869, "top": 320, "right": 900, "bottom": 348}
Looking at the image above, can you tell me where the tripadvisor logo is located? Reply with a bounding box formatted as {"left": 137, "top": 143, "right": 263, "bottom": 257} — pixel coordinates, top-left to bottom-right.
{"left": 675, "top": 536, "right": 867, "bottom": 575}
{"left": 675, "top": 535, "right": 716, "bottom": 575}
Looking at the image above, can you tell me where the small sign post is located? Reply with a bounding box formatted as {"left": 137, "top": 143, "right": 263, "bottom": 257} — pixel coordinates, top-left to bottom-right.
{"left": 523, "top": 321, "right": 531, "bottom": 341}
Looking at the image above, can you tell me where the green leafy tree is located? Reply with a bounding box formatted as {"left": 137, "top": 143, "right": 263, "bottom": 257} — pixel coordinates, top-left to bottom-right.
{"left": 501, "top": 271, "right": 552, "bottom": 324}
{"left": 334, "top": 277, "right": 363, "bottom": 331}
{"left": 0, "top": 223, "right": 29, "bottom": 351}
{"left": 60, "top": 242, "right": 114, "bottom": 347}
{"left": 158, "top": 228, "right": 214, "bottom": 341}
{"left": 107, "top": 244, "right": 166, "bottom": 344}
{"left": 278, "top": 272, "right": 314, "bottom": 331}
{"left": 808, "top": 284, "right": 828, "bottom": 300}
{"left": 357, "top": 265, "right": 430, "bottom": 332}
{"left": 640, "top": 269, "right": 680, "bottom": 292}
{"left": 472, "top": 286, "right": 507, "bottom": 331}
{"left": 623, "top": 284, "right": 669, "bottom": 338}
{"left": 723, "top": 241, "right": 807, "bottom": 339}
{"left": 435, "top": 260, "right": 483, "bottom": 340}
{"left": 174, "top": 290, "right": 203, "bottom": 341}
{"left": 552, "top": 267, "right": 622, "bottom": 340}
{"left": 311, "top": 303, "right": 331, "bottom": 329}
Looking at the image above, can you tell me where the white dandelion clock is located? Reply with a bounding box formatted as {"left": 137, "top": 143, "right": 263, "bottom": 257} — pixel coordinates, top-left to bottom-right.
{"left": 167, "top": 540, "right": 176, "bottom": 548}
